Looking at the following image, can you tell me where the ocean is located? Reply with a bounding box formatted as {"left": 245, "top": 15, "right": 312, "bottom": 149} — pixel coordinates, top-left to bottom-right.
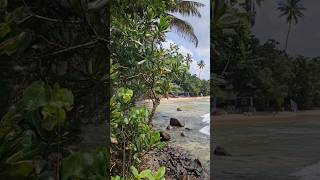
{"left": 153, "top": 97, "right": 210, "bottom": 170}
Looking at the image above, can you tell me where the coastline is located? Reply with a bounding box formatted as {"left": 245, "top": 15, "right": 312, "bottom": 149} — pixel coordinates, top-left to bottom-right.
{"left": 140, "top": 96, "right": 210, "bottom": 103}
{"left": 214, "top": 110, "right": 320, "bottom": 125}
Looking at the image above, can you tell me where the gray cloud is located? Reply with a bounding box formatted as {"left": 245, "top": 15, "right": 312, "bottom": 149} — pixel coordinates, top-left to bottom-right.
{"left": 252, "top": 0, "right": 320, "bottom": 57}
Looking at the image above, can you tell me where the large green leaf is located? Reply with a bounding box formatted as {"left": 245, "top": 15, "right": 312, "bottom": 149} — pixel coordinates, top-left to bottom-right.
{"left": 22, "top": 81, "right": 48, "bottom": 111}
{"left": 62, "top": 148, "right": 108, "bottom": 180}
{"left": 0, "top": 22, "right": 11, "bottom": 38}
{"left": 0, "top": 32, "right": 31, "bottom": 55}
{"left": 0, "top": 161, "right": 33, "bottom": 179}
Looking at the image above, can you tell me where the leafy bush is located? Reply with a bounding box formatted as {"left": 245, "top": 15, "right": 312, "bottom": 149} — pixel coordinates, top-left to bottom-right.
{"left": 111, "top": 166, "right": 166, "bottom": 180}
{"left": 62, "top": 147, "right": 109, "bottom": 180}
{"left": 0, "top": 81, "right": 79, "bottom": 179}
{"left": 111, "top": 87, "right": 162, "bottom": 176}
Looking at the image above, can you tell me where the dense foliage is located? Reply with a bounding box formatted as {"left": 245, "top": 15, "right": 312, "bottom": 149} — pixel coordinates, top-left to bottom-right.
{"left": 0, "top": 0, "right": 109, "bottom": 179}
{"left": 0, "top": 0, "right": 206, "bottom": 179}
{"left": 212, "top": 0, "right": 319, "bottom": 111}
{"left": 110, "top": 0, "right": 206, "bottom": 178}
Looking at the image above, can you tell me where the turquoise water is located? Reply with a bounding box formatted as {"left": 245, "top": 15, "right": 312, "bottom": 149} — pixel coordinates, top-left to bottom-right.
{"left": 213, "top": 115, "right": 320, "bottom": 180}
{"left": 153, "top": 98, "right": 210, "bottom": 170}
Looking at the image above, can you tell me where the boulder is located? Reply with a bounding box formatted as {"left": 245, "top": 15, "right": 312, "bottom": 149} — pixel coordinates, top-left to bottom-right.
{"left": 214, "top": 146, "right": 231, "bottom": 156}
{"left": 179, "top": 174, "right": 189, "bottom": 180}
{"left": 170, "top": 118, "right": 185, "bottom": 127}
{"left": 177, "top": 107, "right": 182, "bottom": 111}
{"left": 185, "top": 127, "right": 191, "bottom": 131}
{"left": 160, "top": 131, "right": 171, "bottom": 141}
{"left": 166, "top": 125, "right": 172, "bottom": 130}
{"left": 181, "top": 132, "right": 186, "bottom": 137}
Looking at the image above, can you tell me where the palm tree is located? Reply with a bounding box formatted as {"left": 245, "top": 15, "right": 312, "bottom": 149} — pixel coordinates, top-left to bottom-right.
{"left": 168, "top": 1, "right": 205, "bottom": 47}
{"left": 197, "top": 60, "right": 205, "bottom": 79}
{"left": 278, "top": 0, "right": 305, "bottom": 51}
{"left": 184, "top": 53, "right": 193, "bottom": 68}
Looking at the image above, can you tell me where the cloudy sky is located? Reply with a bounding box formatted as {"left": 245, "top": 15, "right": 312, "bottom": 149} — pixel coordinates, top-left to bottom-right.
{"left": 252, "top": 0, "right": 320, "bottom": 57}
{"left": 163, "top": 0, "right": 210, "bottom": 80}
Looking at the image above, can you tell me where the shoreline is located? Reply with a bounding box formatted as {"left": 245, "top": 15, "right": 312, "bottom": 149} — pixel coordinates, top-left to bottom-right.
{"left": 142, "top": 96, "right": 210, "bottom": 102}
{"left": 213, "top": 110, "right": 320, "bottom": 125}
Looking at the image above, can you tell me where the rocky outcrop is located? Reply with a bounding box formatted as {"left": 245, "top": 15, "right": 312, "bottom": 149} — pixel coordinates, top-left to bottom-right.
{"left": 170, "top": 118, "right": 185, "bottom": 127}
{"left": 181, "top": 132, "right": 186, "bottom": 137}
{"left": 139, "top": 146, "right": 209, "bottom": 180}
{"left": 166, "top": 125, "right": 172, "bottom": 130}
{"left": 160, "top": 131, "right": 171, "bottom": 141}
{"left": 214, "top": 146, "right": 232, "bottom": 156}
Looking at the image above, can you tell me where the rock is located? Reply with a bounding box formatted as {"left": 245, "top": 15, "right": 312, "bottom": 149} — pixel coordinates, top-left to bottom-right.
{"left": 177, "top": 107, "right": 182, "bottom": 111}
{"left": 181, "top": 132, "right": 186, "bottom": 137}
{"left": 213, "top": 109, "right": 227, "bottom": 115}
{"left": 160, "top": 131, "right": 171, "bottom": 141}
{"left": 179, "top": 174, "right": 189, "bottom": 180}
{"left": 214, "top": 146, "right": 231, "bottom": 156}
{"left": 166, "top": 125, "right": 172, "bottom": 130}
{"left": 185, "top": 127, "right": 191, "bottom": 131}
{"left": 170, "top": 118, "right": 185, "bottom": 127}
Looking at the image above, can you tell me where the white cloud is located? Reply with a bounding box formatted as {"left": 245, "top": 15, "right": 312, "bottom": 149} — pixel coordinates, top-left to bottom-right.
{"left": 162, "top": 39, "right": 193, "bottom": 56}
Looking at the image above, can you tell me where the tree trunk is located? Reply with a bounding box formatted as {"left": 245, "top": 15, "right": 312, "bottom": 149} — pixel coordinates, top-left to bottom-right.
{"left": 148, "top": 97, "right": 160, "bottom": 124}
{"left": 285, "top": 22, "right": 292, "bottom": 52}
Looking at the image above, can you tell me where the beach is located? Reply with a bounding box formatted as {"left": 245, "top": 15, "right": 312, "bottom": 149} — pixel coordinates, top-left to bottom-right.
{"left": 153, "top": 96, "right": 210, "bottom": 170}
{"left": 213, "top": 110, "right": 320, "bottom": 179}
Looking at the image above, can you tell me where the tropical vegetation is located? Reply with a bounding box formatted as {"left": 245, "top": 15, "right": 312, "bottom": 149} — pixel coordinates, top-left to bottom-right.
{"left": 212, "top": 0, "right": 319, "bottom": 111}
{"left": 0, "top": 0, "right": 207, "bottom": 179}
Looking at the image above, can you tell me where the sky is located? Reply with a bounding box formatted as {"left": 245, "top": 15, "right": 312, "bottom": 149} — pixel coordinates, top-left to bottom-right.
{"left": 162, "top": 0, "right": 210, "bottom": 80}
{"left": 252, "top": 0, "right": 320, "bottom": 57}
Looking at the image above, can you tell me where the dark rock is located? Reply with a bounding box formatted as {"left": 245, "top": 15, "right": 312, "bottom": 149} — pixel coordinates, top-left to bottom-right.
{"left": 177, "top": 107, "right": 182, "bottom": 111}
{"left": 137, "top": 146, "right": 209, "bottom": 179}
{"left": 179, "top": 174, "right": 189, "bottom": 180}
{"left": 185, "top": 127, "right": 191, "bottom": 131}
{"left": 160, "top": 131, "right": 171, "bottom": 141}
{"left": 214, "top": 146, "right": 231, "bottom": 156}
{"left": 181, "top": 132, "right": 186, "bottom": 137}
{"left": 166, "top": 125, "right": 172, "bottom": 130}
{"left": 170, "top": 118, "right": 185, "bottom": 127}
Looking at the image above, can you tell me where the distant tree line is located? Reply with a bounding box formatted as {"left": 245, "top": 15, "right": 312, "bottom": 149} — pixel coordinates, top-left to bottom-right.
{"left": 212, "top": 0, "right": 319, "bottom": 111}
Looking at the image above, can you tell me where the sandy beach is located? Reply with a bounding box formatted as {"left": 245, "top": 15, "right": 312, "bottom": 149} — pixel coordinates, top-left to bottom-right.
{"left": 214, "top": 110, "right": 320, "bottom": 125}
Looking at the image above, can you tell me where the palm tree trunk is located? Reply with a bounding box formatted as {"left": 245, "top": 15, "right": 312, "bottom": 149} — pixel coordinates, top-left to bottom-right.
{"left": 285, "top": 21, "right": 292, "bottom": 52}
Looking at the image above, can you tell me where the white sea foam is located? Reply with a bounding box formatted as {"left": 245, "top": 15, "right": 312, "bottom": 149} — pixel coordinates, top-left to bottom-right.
{"left": 201, "top": 113, "right": 210, "bottom": 123}
{"left": 199, "top": 113, "right": 210, "bottom": 136}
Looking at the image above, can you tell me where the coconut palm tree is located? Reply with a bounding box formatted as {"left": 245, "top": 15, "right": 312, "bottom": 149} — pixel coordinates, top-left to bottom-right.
{"left": 278, "top": 0, "right": 305, "bottom": 51}
{"left": 184, "top": 53, "right": 193, "bottom": 68}
{"left": 197, "top": 60, "right": 205, "bottom": 79}
{"left": 168, "top": 0, "right": 205, "bottom": 47}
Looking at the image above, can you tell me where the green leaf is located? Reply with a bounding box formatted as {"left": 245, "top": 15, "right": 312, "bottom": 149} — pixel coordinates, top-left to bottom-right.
{"left": 0, "top": 161, "right": 33, "bottom": 179}
{"left": 154, "top": 167, "right": 165, "bottom": 179}
{"left": 0, "top": 32, "right": 31, "bottom": 55}
{"left": 22, "top": 81, "right": 48, "bottom": 111}
{"left": 139, "top": 169, "right": 153, "bottom": 179}
{"left": 111, "top": 176, "right": 121, "bottom": 180}
{"left": 159, "top": 16, "right": 170, "bottom": 32}
{"left": 51, "top": 83, "right": 74, "bottom": 108}
{"left": 0, "top": 22, "right": 11, "bottom": 38}
{"left": 130, "top": 166, "right": 139, "bottom": 178}
{"left": 41, "top": 105, "right": 66, "bottom": 131}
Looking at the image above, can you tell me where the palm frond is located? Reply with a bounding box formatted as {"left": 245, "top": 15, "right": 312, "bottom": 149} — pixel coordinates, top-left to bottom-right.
{"left": 170, "top": 1, "right": 205, "bottom": 17}
{"left": 168, "top": 14, "right": 198, "bottom": 47}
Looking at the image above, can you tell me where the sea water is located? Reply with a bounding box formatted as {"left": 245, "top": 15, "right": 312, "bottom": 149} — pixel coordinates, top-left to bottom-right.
{"left": 153, "top": 97, "right": 210, "bottom": 170}
{"left": 199, "top": 113, "right": 210, "bottom": 136}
